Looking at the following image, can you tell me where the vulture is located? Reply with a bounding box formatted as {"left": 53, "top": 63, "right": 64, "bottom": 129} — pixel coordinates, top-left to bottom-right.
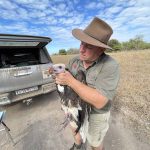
{"left": 49, "top": 64, "right": 91, "bottom": 143}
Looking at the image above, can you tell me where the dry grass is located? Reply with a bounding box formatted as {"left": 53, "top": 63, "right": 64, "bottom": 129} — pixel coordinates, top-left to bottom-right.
{"left": 51, "top": 50, "right": 150, "bottom": 143}
{"left": 111, "top": 50, "right": 150, "bottom": 143}
{"left": 51, "top": 54, "right": 77, "bottom": 64}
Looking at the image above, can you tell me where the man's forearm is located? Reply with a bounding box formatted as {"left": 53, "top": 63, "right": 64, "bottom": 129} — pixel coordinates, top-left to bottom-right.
{"left": 69, "top": 78, "right": 108, "bottom": 109}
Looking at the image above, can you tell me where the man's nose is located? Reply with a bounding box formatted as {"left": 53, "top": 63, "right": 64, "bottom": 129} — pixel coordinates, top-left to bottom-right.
{"left": 80, "top": 44, "right": 86, "bottom": 53}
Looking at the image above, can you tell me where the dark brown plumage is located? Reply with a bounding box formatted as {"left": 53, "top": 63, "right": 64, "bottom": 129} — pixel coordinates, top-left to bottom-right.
{"left": 58, "top": 70, "right": 91, "bottom": 138}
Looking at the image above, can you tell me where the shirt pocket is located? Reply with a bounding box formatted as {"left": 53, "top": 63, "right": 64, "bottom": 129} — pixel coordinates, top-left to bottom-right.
{"left": 86, "top": 72, "right": 97, "bottom": 87}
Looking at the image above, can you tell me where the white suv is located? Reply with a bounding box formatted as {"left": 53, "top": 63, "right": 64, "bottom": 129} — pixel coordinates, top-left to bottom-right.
{"left": 0, "top": 34, "right": 56, "bottom": 105}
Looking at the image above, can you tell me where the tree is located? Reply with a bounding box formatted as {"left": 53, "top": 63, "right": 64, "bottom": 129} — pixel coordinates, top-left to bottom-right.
{"left": 57, "top": 35, "right": 150, "bottom": 54}
{"left": 122, "top": 35, "right": 149, "bottom": 50}
{"left": 128, "top": 36, "right": 143, "bottom": 50}
{"left": 59, "top": 49, "right": 67, "bottom": 55}
{"left": 108, "top": 39, "right": 122, "bottom": 51}
{"left": 67, "top": 48, "right": 79, "bottom": 54}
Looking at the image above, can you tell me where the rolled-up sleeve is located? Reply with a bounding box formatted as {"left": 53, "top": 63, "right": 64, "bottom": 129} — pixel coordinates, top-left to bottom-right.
{"left": 95, "top": 64, "right": 120, "bottom": 101}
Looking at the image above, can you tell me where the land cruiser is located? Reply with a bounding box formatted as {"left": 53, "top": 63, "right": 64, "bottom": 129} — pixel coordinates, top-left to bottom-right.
{"left": 0, "top": 34, "right": 56, "bottom": 105}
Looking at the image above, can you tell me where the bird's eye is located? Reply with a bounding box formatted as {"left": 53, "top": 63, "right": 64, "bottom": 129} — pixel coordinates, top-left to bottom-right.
{"left": 59, "top": 66, "right": 62, "bottom": 69}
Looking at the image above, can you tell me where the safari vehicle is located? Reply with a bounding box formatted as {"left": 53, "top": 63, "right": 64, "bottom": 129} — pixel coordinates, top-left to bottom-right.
{"left": 0, "top": 34, "right": 56, "bottom": 105}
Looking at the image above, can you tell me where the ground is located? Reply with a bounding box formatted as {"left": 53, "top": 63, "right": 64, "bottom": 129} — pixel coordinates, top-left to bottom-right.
{"left": 0, "top": 91, "right": 149, "bottom": 150}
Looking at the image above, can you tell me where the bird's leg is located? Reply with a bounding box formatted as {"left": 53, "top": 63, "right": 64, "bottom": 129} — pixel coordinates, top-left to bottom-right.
{"left": 60, "top": 115, "right": 69, "bottom": 125}
{"left": 58, "top": 114, "right": 70, "bottom": 132}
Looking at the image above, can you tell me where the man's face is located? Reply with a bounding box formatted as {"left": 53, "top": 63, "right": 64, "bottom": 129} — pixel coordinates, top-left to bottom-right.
{"left": 79, "top": 42, "right": 104, "bottom": 62}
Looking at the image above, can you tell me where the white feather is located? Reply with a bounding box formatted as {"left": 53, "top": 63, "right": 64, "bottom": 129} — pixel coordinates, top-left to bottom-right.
{"left": 61, "top": 104, "right": 68, "bottom": 114}
{"left": 57, "top": 84, "right": 64, "bottom": 93}
{"left": 61, "top": 103, "right": 89, "bottom": 143}
{"left": 68, "top": 107, "right": 79, "bottom": 121}
{"left": 61, "top": 102, "right": 81, "bottom": 119}
{"left": 79, "top": 114, "right": 89, "bottom": 143}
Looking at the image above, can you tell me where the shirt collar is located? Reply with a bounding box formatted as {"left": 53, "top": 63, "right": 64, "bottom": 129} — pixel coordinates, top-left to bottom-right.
{"left": 78, "top": 52, "right": 106, "bottom": 69}
{"left": 95, "top": 52, "right": 106, "bottom": 64}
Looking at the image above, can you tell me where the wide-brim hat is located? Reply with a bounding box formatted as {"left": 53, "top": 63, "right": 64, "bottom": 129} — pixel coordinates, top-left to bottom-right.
{"left": 72, "top": 17, "right": 113, "bottom": 49}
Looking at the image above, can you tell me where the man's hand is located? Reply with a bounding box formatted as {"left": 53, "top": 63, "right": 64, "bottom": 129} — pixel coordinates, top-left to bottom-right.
{"left": 56, "top": 70, "right": 108, "bottom": 109}
{"left": 55, "top": 71, "right": 75, "bottom": 86}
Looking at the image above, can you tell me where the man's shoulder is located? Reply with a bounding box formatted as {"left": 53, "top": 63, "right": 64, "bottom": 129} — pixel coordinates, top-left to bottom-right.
{"left": 69, "top": 55, "right": 80, "bottom": 64}
{"left": 67, "top": 55, "right": 80, "bottom": 71}
{"left": 104, "top": 53, "right": 119, "bottom": 67}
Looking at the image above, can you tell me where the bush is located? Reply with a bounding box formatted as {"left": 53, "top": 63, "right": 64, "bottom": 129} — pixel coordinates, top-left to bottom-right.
{"left": 59, "top": 49, "right": 67, "bottom": 55}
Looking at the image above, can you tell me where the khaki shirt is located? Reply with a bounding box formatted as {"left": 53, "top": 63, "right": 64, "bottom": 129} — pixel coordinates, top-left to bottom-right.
{"left": 67, "top": 53, "right": 120, "bottom": 114}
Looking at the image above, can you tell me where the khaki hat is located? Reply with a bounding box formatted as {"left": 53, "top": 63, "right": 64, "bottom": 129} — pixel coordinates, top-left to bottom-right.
{"left": 72, "top": 17, "right": 113, "bottom": 49}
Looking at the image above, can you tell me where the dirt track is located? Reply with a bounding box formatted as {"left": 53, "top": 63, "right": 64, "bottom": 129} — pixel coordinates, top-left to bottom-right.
{"left": 0, "top": 91, "right": 149, "bottom": 150}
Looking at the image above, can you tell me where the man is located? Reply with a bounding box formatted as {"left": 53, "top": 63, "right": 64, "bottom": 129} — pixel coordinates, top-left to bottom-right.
{"left": 55, "top": 17, "right": 120, "bottom": 150}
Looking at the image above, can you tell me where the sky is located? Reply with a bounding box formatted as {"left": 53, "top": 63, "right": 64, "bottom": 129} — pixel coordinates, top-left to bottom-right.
{"left": 0, "top": 0, "right": 150, "bottom": 54}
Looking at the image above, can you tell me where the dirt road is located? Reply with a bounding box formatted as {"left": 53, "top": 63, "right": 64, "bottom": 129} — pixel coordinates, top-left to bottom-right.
{"left": 0, "top": 92, "right": 149, "bottom": 150}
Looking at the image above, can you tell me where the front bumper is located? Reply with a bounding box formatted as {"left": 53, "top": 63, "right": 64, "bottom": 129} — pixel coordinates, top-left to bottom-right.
{"left": 0, "top": 82, "right": 56, "bottom": 106}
